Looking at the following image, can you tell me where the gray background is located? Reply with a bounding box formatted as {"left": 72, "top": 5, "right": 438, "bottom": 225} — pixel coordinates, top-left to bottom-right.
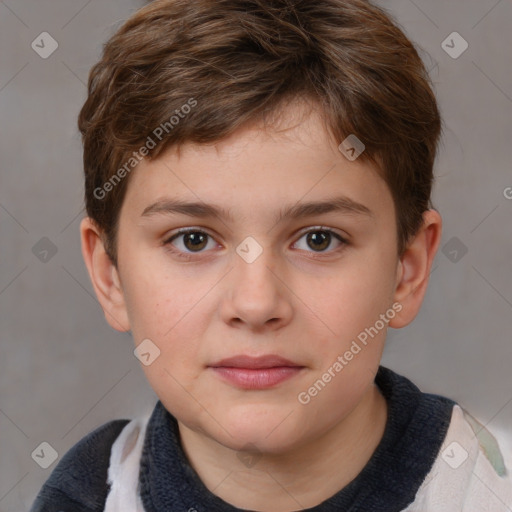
{"left": 1, "top": 0, "right": 511, "bottom": 510}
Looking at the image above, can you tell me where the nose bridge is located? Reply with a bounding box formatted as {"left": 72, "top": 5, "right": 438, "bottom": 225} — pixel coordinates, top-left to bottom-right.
{"left": 233, "top": 235, "right": 278, "bottom": 299}
{"left": 221, "top": 235, "right": 290, "bottom": 327}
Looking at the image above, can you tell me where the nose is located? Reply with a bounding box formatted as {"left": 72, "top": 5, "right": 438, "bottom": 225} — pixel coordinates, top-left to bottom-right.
{"left": 219, "top": 244, "right": 293, "bottom": 332}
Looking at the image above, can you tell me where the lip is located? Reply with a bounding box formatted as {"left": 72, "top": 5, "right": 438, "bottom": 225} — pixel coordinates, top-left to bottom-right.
{"left": 209, "top": 355, "right": 302, "bottom": 369}
{"left": 208, "top": 355, "right": 305, "bottom": 390}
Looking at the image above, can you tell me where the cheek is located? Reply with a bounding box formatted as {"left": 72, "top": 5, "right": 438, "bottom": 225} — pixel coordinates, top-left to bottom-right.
{"left": 122, "top": 269, "right": 217, "bottom": 386}
{"left": 121, "top": 262, "right": 198, "bottom": 340}
{"left": 122, "top": 275, "right": 169, "bottom": 340}
{"left": 321, "top": 262, "right": 394, "bottom": 327}
{"left": 301, "top": 249, "right": 396, "bottom": 360}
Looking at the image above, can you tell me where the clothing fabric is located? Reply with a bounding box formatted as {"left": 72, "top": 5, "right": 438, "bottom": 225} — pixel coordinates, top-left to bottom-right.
{"left": 30, "top": 366, "right": 512, "bottom": 511}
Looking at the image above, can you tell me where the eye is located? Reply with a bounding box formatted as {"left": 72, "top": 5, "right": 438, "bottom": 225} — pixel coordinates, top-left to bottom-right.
{"left": 163, "top": 226, "right": 349, "bottom": 261}
{"left": 293, "top": 228, "right": 348, "bottom": 255}
{"left": 164, "top": 228, "right": 218, "bottom": 259}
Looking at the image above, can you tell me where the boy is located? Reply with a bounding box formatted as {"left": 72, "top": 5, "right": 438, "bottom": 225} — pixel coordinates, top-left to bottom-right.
{"left": 30, "top": 0, "right": 511, "bottom": 510}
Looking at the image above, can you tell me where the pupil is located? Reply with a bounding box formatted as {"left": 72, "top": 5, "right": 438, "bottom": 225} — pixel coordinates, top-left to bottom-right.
{"left": 185, "top": 232, "right": 207, "bottom": 251}
{"left": 308, "top": 231, "right": 330, "bottom": 251}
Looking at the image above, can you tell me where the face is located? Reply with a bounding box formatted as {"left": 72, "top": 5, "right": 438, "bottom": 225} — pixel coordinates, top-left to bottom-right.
{"left": 113, "top": 103, "right": 401, "bottom": 454}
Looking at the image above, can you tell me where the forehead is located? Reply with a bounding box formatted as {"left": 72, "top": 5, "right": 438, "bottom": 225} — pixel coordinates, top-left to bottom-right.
{"left": 120, "top": 102, "right": 394, "bottom": 225}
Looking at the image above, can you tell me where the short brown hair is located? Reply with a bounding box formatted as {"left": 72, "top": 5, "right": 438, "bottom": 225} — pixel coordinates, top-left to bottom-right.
{"left": 78, "top": 0, "right": 441, "bottom": 265}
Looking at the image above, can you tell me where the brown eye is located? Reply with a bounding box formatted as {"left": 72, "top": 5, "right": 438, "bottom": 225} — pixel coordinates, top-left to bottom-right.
{"left": 306, "top": 231, "right": 331, "bottom": 251}
{"left": 294, "top": 228, "right": 348, "bottom": 255}
{"left": 165, "top": 229, "right": 215, "bottom": 255}
{"left": 182, "top": 232, "right": 208, "bottom": 252}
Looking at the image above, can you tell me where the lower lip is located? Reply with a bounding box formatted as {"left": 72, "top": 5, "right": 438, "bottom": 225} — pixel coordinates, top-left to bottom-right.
{"left": 210, "top": 366, "right": 304, "bottom": 389}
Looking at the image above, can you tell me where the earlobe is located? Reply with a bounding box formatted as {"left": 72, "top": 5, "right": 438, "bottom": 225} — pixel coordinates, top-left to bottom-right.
{"left": 388, "top": 209, "right": 442, "bottom": 329}
{"left": 80, "top": 217, "right": 131, "bottom": 332}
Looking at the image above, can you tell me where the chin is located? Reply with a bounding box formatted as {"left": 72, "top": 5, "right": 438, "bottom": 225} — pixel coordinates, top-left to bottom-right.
{"left": 213, "top": 412, "right": 304, "bottom": 455}
{"left": 222, "top": 432, "right": 301, "bottom": 456}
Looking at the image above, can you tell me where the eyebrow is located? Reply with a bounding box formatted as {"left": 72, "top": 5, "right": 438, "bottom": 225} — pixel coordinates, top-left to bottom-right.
{"left": 140, "top": 195, "right": 374, "bottom": 224}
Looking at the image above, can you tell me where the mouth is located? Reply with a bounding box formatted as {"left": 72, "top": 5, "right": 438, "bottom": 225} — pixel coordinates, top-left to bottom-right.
{"left": 208, "top": 355, "right": 305, "bottom": 390}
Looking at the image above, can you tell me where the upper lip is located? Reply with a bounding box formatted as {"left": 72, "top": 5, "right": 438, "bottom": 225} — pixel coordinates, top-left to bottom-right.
{"left": 209, "top": 355, "right": 303, "bottom": 369}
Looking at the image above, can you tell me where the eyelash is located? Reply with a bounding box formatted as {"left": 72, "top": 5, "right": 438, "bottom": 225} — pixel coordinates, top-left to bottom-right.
{"left": 163, "top": 226, "right": 349, "bottom": 261}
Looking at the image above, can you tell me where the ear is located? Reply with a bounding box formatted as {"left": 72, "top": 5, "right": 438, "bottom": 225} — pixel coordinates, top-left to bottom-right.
{"left": 80, "top": 217, "right": 130, "bottom": 332}
{"left": 388, "top": 209, "right": 442, "bottom": 328}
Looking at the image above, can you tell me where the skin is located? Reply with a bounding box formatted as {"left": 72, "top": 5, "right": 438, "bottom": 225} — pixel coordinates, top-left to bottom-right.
{"left": 81, "top": 101, "right": 441, "bottom": 511}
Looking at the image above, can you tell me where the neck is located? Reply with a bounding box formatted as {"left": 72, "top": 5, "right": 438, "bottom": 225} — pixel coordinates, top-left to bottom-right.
{"left": 178, "top": 383, "right": 388, "bottom": 511}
